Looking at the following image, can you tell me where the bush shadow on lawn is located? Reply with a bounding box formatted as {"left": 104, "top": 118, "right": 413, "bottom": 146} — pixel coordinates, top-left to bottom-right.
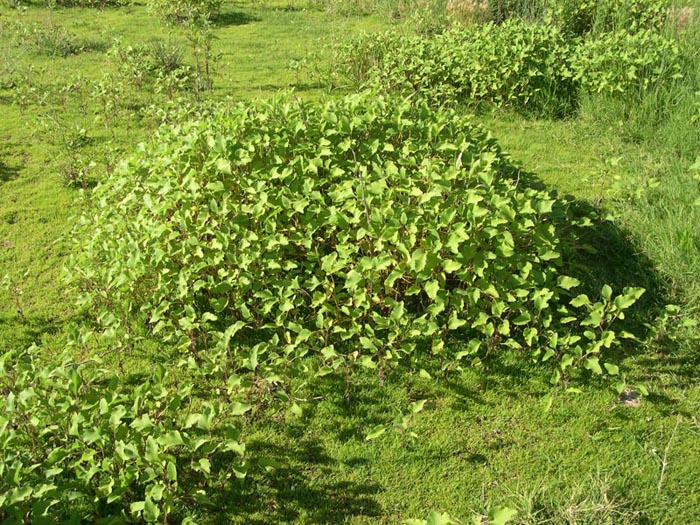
{"left": 213, "top": 9, "right": 261, "bottom": 27}
{"left": 0, "top": 314, "right": 63, "bottom": 353}
{"left": 508, "top": 164, "right": 674, "bottom": 323}
{"left": 0, "top": 158, "right": 21, "bottom": 183}
{"left": 215, "top": 437, "right": 383, "bottom": 525}
{"left": 558, "top": 193, "right": 700, "bottom": 389}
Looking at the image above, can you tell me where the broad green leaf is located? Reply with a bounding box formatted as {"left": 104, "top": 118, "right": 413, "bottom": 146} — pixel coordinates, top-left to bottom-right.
{"left": 8, "top": 486, "right": 33, "bottom": 505}
{"left": 158, "top": 431, "right": 184, "bottom": 448}
{"left": 345, "top": 269, "right": 363, "bottom": 290}
{"left": 391, "top": 302, "right": 406, "bottom": 323}
{"left": 144, "top": 498, "right": 160, "bottom": 522}
{"left": 148, "top": 483, "right": 165, "bottom": 502}
{"left": 360, "top": 355, "right": 377, "bottom": 369}
{"left": 635, "top": 384, "right": 649, "bottom": 396}
{"left": 512, "top": 312, "right": 531, "bottom": 325}
{"left": 410, "top": 399, "right": 427, "bottom": 413}
{"left": 145, "top": 436, "right": 160, "bottom": 463}
{"left": 426, "top": 511, "right": 455, "bottom": 525}
{"left": 448, "top": 313, "right": 467, "bottom": 330}
{"left": 489, "top": 506, "right": 517, "bottom": 525}
{"left": 365, "top": 424, "right": 387, "bottom": 441}
{"left": 614, "top": 287, "right": 645, "bottom": 310}
{"left": 290, "top": 402, "right": 303, "bottom": 417}
{"left": 198, "top": 458, "right": 211, "bottom": 474}
{"left": 557, "top": 276, "right": 580, "bottom": 290}
{"left": 410, "top": 248, "right": 428, "bottom": 272}
{"left": 166, "top": 461, "right": 177, "bottom": 482}
{"left": 230, "top": 402, "right": 252, "bottom": 416}
{"left": 419, "top": 369, "right": 432, "bottom": 379}
{"left": 424, "top": 280, "right": 440, "bottom": 300}
{"left": 604, "top": 363, "right": 620, "bottom": 375}
{"left": 443, "top": 259, "right": 462, "bottom": 273}
{"left": 602, "top": 285, "right": 613, "bottom": 302}
{"left": 584, "top": 357, "right": 603, "bottom": 375}
{"left": 570, "top": 294, "right": 591, "bottom": 308}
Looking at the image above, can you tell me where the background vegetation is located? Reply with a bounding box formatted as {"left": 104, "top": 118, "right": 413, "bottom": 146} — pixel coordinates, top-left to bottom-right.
{"left": 1, "top": 0, "right": 699, "bottom": 523}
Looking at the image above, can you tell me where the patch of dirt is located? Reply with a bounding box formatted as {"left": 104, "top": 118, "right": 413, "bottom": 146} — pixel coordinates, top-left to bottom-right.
{"left": 619, "top": 389, "right": 641, "bottom": 407}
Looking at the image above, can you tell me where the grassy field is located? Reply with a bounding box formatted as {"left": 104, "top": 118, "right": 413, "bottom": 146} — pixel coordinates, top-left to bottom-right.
{"left": 1, "top": 1, "right": 699, "bottom": 524}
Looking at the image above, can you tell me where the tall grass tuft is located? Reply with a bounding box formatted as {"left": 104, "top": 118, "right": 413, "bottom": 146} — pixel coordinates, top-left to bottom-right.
{"left": 580, "top": 9, "right": 700, "bottom": 311}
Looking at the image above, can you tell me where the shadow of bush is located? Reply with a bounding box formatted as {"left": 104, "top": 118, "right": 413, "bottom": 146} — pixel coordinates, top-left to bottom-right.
{"left": 210, "top": 438, "right": 383, "bottom": 525}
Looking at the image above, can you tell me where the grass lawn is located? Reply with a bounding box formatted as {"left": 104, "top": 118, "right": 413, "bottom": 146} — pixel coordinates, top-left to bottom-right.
{"left": 1, "top": 1, "right": 699, "bottom": 523}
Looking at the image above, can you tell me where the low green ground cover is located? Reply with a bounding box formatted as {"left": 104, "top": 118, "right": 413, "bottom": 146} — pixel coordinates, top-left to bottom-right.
{"left": 1, "top": 0, "right": 699, "bottom": 523}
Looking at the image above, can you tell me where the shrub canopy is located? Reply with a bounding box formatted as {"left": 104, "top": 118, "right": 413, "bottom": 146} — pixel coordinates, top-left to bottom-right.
{"left": 75, "top": 92, "right": 641, "bottom": 386}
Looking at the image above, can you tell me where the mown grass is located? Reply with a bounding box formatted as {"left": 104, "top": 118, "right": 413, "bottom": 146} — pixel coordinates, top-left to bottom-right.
{"left": 1, "top": 1, "right": 699, "bottom": 523}
{"left": 222, "top": 349, "right": 700, "bottom": 524}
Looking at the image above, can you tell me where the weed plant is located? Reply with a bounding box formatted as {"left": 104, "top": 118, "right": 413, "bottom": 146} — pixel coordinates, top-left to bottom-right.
{"left": 6, "top": 19, "right": 107, "bottom": 57}
{"left": 148, "top": 0, "right": 222, "bottom": 25}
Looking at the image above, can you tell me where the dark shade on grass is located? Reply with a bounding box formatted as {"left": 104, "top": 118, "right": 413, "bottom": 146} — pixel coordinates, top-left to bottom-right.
{"left": 0, "top": 159, "right": 21, "bottom": 183}
{"left": 213, "top": 8, "right": 261, "bottom": 26}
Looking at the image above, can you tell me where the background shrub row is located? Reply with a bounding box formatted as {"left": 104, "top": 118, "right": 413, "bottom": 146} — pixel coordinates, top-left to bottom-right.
{"left": 329, "top": 7, "right": 682, "bottom": 116}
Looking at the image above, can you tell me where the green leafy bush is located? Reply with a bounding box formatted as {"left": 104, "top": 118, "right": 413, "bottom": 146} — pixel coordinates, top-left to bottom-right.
{"left": 148, "top": 0, "right": 222, "bottom": 25}
{"left": 550, "top": 0, "right": 668, "bottom": 38}
{"left": 310, "top": 0, "right": 450, "bottom": 34}
{"left": 400, "top": 0, "right": 452, "bottom": 36}
{"left": 331, "top": 11, "right": 681, "bottom": 112}
{"left": 74, "top": 92, "right": 641, "bottom": 388}
{"left": 107, "top": 38, "right": 191, "bottom": 90}
{"left": 573, "top": 29, "right": 681, "bottom": 95}
{"left": 487, "top": 0, "right": 548, "bottom": 24}
{"left": 335, "top": 21, "right": 577, "bottom": 116}
{"left": 485, "top": 0, "right": 669, "bottom": 35}
{"left": 323, "top": 31, "right": 402, "bottom": 89}
{"left": 548, "top": 0, "right": 598, "bottom": 36}
{"left": 0, "top": 346, "right": 247, "bottom": 524}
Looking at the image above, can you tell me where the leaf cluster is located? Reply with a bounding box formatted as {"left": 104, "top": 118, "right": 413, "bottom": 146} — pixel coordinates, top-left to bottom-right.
{"left": 572, "top": 28, "right": 681, "bottom": 96}
{"left": 5, "top": 19, "right": 107, "bottom": 58}
{"left": 106, "top": 38, "right": 193, "bottom": 92}
{"left": 332, "top": 21, "right": 578, "bottom": 116}
{"left": 549, "top": 0, "right": 669, "bottom": 38}
{"left": 0, "top": 346, "right": 248, "bottom": 524}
